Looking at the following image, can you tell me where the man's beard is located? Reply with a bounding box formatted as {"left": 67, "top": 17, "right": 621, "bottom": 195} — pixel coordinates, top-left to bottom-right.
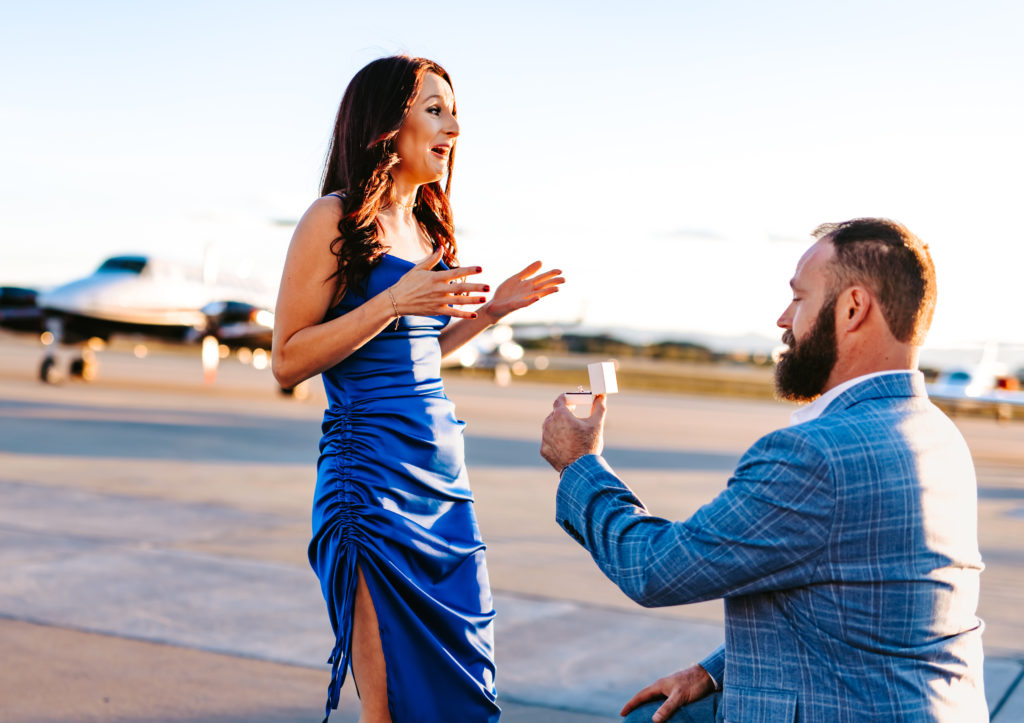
{"left": 774, "top": 296, "right": 839, "bottom": 402}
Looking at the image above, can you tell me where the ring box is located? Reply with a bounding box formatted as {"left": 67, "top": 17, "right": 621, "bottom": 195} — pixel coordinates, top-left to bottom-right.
{"left": 565, "top": 362, "right": 618, "bottom": 416}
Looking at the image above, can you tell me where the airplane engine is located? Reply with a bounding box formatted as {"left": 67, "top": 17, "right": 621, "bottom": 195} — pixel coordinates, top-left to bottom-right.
{"left": 0, "top": 286, "right": 44, "bottom": 333}
{"left": 200, "top": 301, "right": 274, "bottom": 351}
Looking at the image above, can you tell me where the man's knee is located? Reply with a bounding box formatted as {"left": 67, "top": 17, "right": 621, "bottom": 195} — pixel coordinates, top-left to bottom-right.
{"left": 620, "top": 692, "right": 721, "bottom": 723}
{"left": 622, "top": 701, "right": 666, "bottom": 723}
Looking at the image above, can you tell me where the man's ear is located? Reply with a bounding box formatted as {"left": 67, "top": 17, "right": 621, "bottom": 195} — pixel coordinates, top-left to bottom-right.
{"left": 837, "top": 286, "right": 872, "bottom": 333}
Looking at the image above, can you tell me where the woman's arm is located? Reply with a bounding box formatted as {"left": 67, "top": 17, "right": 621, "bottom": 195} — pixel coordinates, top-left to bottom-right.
{"left": 272, "top": 198, "right": 490, "bottom": 389}
{"left": 271, "top": 198, "right": 394, "bottom": 389}
{"left": 439, "top": 261, "right": 563, "bottom": 358}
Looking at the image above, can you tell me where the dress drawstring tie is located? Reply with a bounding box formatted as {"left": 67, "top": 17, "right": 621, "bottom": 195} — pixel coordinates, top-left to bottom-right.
{"left": 322, "top": 548, "right": 358, "bottom": 722}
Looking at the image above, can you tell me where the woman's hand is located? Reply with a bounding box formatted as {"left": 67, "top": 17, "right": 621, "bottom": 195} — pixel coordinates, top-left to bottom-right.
{"left": 480, "top": 261, "right": 564, "bottom": 323}
{"left": 390, "top": 248, "right": 489, "bottom": 319}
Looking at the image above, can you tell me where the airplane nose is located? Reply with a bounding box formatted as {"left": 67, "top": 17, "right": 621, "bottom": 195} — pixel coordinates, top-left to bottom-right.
{"left": 38, "top": 276, "right": 116, "bottom": 313}
{"left": 38, "top": 286, "right": 87, "bottom": 312}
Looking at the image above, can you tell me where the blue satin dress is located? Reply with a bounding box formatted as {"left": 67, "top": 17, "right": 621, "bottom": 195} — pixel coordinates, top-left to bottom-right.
{"left": 308, "top": 253, "right": 500, "bottom": 722}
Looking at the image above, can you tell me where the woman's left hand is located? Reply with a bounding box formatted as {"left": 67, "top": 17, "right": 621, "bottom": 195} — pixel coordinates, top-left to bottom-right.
{"left": 481, "top": 261, "right": 564, "bottom": 322}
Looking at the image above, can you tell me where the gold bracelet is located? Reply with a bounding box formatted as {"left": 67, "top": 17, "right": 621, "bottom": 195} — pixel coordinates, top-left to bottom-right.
{"left": 386, "top": 287, "right": 400, "bottom": 330}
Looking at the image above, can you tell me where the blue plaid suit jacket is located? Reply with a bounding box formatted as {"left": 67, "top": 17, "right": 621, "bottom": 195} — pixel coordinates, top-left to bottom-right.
{"left": 556, "top": 373, "right": 986, "bottom": 721}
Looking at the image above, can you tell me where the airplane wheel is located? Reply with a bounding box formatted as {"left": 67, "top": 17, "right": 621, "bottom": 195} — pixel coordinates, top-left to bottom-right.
{"left": 39, "top": 356, "right": 61, "bottom": 384}
{"left": 69, "top": 356, "right": 97, "bottom": 381}
{"left": 278, "top": 380, "right": 309, "bottom": 400}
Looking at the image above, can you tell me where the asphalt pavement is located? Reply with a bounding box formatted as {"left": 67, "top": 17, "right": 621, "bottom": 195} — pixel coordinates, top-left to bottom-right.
{"left": 1, "top": 335, "right": 1022, "bottom": 721}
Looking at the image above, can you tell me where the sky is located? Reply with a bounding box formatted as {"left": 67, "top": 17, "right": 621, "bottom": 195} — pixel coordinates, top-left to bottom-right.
{"left": 3, "top": 0, "right": 1023, "bottom": 353}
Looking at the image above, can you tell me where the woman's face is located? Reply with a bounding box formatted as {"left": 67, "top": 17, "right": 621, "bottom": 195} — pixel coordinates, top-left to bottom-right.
{"left": 392, "top": 72, "right": 459, "bottom": 188}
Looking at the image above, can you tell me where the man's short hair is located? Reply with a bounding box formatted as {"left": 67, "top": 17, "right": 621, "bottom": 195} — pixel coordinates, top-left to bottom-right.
{"left": 812, "top": 218, "right": 937, "bottom": 346}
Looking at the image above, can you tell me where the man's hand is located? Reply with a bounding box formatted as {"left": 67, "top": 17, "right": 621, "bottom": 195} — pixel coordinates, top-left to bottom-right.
{"left": 620, "top": 665, "right": 716, "bottom": 723}
{"left": 540, "top": 394, "right": 607, "bottom": 472}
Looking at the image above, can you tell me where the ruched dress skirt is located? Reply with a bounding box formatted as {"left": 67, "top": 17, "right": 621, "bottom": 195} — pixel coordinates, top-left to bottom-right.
{"left": 308, "top": 254, "right": 499, "bottom": 722}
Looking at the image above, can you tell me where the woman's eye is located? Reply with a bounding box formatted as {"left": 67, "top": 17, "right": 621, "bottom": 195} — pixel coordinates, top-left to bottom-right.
{"left": 428, "top": 106, "right": 442, "bottom": 116}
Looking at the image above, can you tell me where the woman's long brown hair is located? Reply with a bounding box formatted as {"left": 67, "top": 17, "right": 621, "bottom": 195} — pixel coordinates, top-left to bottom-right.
{"left": 320, "top": 56, "right": 458, "bottom": 300}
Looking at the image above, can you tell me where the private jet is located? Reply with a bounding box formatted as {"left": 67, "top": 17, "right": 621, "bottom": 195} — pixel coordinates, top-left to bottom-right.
{"left": 0, "top": 255, "right": 275, "bottom": 385}
{"left": 927, "top": 344, "right": 1024, "bottom": 419}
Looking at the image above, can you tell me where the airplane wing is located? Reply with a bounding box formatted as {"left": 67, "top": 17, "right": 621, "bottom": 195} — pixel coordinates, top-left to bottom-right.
{"left": 928, "top": 377, "right": 1024, "bottom": 422}
{"left": 929, "top": 385, "right": 1024, "bottom": 404}
{"left": 944, "top": 387, "right": 1024, "bottom": 406}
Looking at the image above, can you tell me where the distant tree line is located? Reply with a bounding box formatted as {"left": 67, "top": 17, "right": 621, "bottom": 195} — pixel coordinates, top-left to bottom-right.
{"left": 519, "top": 333, "right": 774, "bottom": 365}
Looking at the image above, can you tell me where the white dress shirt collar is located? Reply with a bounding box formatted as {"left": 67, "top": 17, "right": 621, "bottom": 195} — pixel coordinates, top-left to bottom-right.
{"left": 789, "top": 370, "right": 917, "bottom": 426}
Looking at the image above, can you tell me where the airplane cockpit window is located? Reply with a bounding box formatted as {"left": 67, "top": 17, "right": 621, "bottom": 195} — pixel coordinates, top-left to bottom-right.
{"left": 97, "top": 257, "right": 147, "bottom": 275}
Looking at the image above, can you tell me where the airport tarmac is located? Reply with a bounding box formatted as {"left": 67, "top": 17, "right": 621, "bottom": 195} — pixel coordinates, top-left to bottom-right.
{"left": 1, "top": 335, "right": 1023, "bottom": 721}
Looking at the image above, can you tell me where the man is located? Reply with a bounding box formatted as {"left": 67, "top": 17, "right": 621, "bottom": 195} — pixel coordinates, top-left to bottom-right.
{"left": 540, "top": 218, "right": 986, "bottom": 722}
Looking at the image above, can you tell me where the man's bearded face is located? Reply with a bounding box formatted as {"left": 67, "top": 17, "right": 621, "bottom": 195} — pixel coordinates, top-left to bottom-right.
{"left": 774, "top": 294, "right": 839, "bottom": 402}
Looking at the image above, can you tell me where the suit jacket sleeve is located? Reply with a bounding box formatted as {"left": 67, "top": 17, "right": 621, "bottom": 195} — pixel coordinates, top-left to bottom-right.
{"left": 555, "top": 426, "right": 835, "bottom": 607}
{"left": 699, "top": 644, "right": 725, "bottom": 688}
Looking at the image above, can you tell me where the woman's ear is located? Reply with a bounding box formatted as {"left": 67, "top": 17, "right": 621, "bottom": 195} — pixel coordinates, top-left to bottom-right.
{"left": 837, "top": 285, "right": 872, "bottom": 333}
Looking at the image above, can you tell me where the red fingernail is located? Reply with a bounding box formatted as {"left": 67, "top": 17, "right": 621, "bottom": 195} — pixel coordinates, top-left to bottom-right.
{"left": 483, "top": 285, "right": 490, "bottom": 291}
{"left": 476, "top": 267, "right": 482, "bottom": 272}
{"left": 471, "top": 313, "right": 478, "bottom": 318}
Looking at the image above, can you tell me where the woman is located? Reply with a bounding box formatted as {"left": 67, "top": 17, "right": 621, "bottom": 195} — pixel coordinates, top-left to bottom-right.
{"left": 272, "top": 56, "right": 563, "bottom": 722}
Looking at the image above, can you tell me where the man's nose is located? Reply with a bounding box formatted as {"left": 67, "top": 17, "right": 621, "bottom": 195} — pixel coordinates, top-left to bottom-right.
{"left": 777, "top": 304, "right": 793, "bottom": 329}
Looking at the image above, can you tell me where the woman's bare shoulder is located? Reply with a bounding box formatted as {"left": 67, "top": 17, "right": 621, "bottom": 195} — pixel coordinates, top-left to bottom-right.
{"left": 301, "top": 193, "right": 344, "bottom": 224}
{"left": 288, "top": 195, "right": 343, "bottom": 247}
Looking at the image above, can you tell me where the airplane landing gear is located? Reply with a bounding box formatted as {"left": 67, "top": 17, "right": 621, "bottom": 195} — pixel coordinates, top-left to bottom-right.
{"left": 40, "top": 317, "right": 66, "bottom": 385}
{"left": 39, "top": 315, "right": 99, "bottom": 383}
{"left": 39, "top": 355, "right": 62, "bottom": 384}
{"left": 278, "top": 379, "right": 310, "bottom": 400}
{"left": 68, "top": 350, "right": 97, "bottom": 381}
